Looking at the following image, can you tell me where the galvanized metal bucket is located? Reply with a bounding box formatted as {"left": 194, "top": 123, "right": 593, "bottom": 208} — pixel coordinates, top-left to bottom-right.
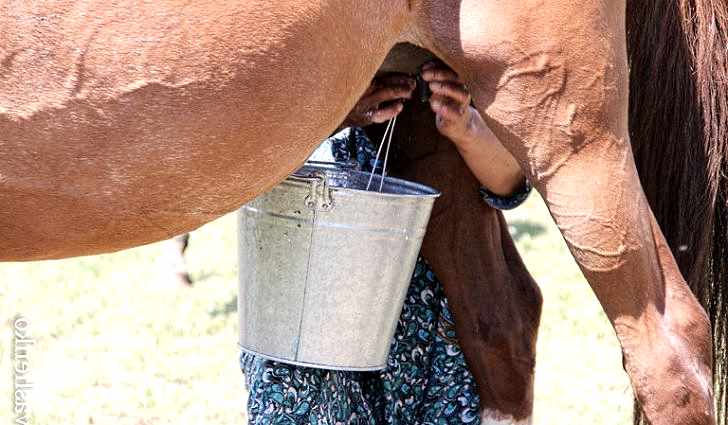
{"left": 237, "top": 162, "right": 440, "bottom": 370}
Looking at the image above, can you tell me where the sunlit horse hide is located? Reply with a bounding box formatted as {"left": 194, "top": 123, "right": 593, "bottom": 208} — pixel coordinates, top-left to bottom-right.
{"left": 1, "top": 1, "right": 726, "bottom": 424}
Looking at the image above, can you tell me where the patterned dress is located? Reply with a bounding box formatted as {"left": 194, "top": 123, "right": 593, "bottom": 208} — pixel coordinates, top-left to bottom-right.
{"left": 240, "top": 127, "right": 531, "bottom": 425}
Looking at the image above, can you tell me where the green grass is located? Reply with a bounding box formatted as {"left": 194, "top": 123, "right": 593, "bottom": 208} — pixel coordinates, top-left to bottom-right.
{"left": 0, "top": 194, "right": 632, "bottom": 424}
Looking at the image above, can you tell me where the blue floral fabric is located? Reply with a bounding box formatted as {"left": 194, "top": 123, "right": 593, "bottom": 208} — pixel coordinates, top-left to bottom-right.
{"left": 328, "top": 127, "right": 384, "bottom": 174}
{"left": 240, "top": 127, "right": 525, "bottom": 424}
{"left": 240, "top": 257, "right": 481, "bottom": 425}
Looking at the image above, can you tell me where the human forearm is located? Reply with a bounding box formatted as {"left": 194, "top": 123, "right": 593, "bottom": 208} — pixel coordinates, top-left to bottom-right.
{"left": 448, "top": 113, "right": 525, "bottom": 196}
{"left": 422, "top": 64, "right": 525, "bottom": 196}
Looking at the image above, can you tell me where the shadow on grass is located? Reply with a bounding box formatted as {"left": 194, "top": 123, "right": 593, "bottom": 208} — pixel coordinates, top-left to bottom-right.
{"left": 508, "top": 219, "right": 547, "bottom": 242}
{"left": 209, "top": 296, "right": 237, "bottom": 317}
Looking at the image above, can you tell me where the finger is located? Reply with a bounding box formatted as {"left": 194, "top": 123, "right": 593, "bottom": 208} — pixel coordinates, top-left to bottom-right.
{"left": 367, "top": 85, "right": 415, "bottom": 105}
{"left": 376, "top": 73, "right": 416, "bottom": 89}
{"left": 421, "top": 59, "right": 445, "bottom": 71}
{"left": 421, "top": 67, "right": 460, "bottom": 83}
{"left": 429, "top": 81, "right": 471, "bottom": 106}
{"left": 370, "top": 101, "right": 404, "bottom": 124}
{"left": 430, "top": 94, "right": 467, "bottom": 120}
{"left": 421, "top": 60, "right": 437, "bottom": 71}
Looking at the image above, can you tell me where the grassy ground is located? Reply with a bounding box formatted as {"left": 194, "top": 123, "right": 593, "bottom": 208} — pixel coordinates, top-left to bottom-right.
{"left": 0, "top": 194, "right": 632, "bottom": 424}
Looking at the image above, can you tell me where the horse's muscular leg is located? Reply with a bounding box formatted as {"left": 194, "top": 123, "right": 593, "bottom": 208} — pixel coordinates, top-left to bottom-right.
{"left": 389, "top": 100, "right": 542, "bottom": 424}
{"left": 413, "top": 1, "right": 714, "bottom": 423}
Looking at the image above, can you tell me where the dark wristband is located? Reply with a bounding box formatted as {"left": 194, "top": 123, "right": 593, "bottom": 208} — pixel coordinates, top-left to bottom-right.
{"left": 479, "top": 179, "right": 532, "bottom": 210}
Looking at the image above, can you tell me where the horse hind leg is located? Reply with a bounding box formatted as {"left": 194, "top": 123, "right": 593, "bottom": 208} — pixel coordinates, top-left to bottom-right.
{"left": 412, "top": 0, "right": 714, "bottom": 423}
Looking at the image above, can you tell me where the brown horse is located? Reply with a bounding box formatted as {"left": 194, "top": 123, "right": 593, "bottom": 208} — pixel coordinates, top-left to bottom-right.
{"left": 1, "top": 1, "right": 726, "bottom": 424}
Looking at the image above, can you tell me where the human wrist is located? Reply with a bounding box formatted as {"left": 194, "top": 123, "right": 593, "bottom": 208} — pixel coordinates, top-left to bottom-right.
{"left": 479, "top": 178, "right": 531, "bottom": 210}
{"left": 486, "top": 171, "right": 526, "bottom": 197}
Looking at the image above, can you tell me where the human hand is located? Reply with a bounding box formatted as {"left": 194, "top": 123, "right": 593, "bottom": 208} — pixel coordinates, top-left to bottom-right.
{"left": 342, "top": 73, "right": 416, "bottom": 128}
{"left": 420, "top": 60, "right": 483, "bottom": 145}
{"left": 421, "top": 60, "right": 525, "bottom": 196}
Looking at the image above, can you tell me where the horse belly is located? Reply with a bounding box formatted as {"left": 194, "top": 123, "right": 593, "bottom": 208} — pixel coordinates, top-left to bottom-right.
{"left": 0, "top": 0, "right": 405, "bottom": 260}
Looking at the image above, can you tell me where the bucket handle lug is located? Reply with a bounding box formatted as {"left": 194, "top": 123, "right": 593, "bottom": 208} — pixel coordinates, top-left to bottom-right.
{"left": 303, "top": 171, "right": 334, "bottom": 212}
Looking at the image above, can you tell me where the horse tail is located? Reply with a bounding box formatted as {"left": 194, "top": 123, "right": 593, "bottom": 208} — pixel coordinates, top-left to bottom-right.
{"left": 626, "top": 0, "right": 728, "bottom": 423}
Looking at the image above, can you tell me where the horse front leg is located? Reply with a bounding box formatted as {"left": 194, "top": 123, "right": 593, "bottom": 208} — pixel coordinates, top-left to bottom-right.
{"left": 416, "top": 1, "right": 714, "bottom": 423}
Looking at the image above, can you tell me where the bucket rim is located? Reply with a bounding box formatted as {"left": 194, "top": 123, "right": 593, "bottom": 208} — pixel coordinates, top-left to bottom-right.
{"left": 237, "top": 343, "right": 387, "bottom": 371}
{"left": 290, "top": 163, "right": 442, "bottom": 200}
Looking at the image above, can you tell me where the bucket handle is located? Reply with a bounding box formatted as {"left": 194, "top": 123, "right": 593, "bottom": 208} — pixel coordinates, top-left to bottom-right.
{"left": 366, "top": 116, "right": 397, "bottom": 192}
